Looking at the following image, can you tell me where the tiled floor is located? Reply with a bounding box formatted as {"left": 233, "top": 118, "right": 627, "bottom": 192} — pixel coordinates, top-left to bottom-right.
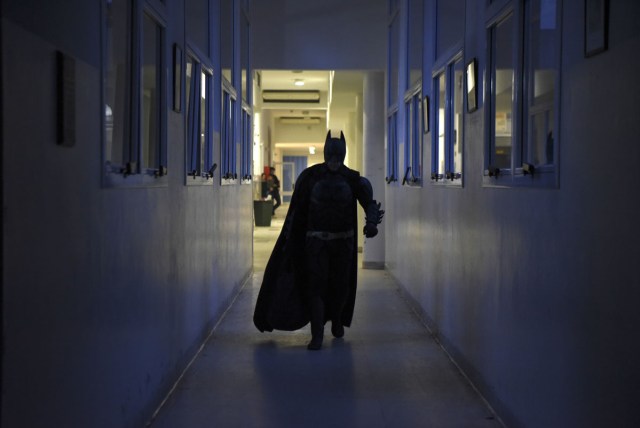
{"left": 150, "top": 205, "right": 503, "bottom": 428}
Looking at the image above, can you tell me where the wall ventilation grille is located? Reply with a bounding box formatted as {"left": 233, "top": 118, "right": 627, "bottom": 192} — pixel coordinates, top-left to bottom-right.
{"left": 262, "top": 90, "right": 320, "bottom": 103}
{"left": 279, "top": 116, "right": 322, "bottom": 125}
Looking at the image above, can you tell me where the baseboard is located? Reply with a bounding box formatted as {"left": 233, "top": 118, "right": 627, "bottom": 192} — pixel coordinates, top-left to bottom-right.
{"left": 144, "top": 268, "right": 252, "bottom": 426}
{"left": 390, "top": 274, "right": 510, "bottom": 428}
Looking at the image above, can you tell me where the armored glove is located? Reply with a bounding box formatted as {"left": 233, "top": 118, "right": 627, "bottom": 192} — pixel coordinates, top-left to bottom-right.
{"left": 363, "top": 201, "right": 384, "bottom": 238}
{"left": 363, "top": 223, "right": 378, "bottom": 238}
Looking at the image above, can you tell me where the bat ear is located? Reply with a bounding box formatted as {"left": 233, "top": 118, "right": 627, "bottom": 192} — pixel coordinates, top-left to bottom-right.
{"left": 325, "top": 130, "right": 332, "bottom": 143}
{"left": 340, "top": 131, "right": 346, "bottom": 144}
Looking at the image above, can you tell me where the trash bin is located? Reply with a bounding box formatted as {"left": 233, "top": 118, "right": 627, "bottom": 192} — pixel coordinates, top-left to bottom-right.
{"left": 253, "top": 200, "right": 272, "bottom": 227}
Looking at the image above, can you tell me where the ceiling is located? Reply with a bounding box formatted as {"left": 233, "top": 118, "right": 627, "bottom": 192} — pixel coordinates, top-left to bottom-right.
{"left": 259, "top": 70, "right": 331, "bottom": 91}
{"left": 256, "top": 69, "right": 363, "bottom": 122}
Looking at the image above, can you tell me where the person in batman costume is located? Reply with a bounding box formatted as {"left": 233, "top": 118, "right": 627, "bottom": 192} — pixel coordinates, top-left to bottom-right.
{"left": 253, "top": 130, "right": 384, "bottom": 350}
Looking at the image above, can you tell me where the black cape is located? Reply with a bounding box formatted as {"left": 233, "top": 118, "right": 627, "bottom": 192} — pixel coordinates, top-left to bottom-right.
{"left": 253, "top": 163, "right": 361, "bottom": 332}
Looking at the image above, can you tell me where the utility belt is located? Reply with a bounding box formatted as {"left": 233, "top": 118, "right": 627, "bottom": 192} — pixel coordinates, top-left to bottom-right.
{"left": 306, "top": 230, "right": 354, "bottom": 240}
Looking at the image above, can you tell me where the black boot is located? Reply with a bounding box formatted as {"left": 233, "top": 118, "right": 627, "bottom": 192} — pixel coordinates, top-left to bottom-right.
{"left": 331, "top": 320, "right": 344, "bottom": 338}
{"left": 307, "top": 298, "right": 324, "bottom": 350}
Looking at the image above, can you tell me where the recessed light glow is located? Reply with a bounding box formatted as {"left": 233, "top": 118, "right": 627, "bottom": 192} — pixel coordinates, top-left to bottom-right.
{"left": 294, "top": 79, "right": 305, "bottom": 86}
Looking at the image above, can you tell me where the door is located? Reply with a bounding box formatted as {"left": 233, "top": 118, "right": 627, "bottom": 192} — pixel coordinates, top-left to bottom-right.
{"left": 282, "top": 162, "right": 295, "bottom": 203}
{"left": 281, "top": 156, "right": 308, "bottom": 203}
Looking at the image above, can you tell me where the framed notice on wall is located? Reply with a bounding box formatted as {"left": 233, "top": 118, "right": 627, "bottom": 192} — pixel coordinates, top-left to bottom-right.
{"left": 422, "top": 95, "right": 429, "bottom": 134}
{"left": 584, "top": 0, "right": 609, "bottom": 57}
{"left": 173, "top": 44, "right": 183, "bottom": 112}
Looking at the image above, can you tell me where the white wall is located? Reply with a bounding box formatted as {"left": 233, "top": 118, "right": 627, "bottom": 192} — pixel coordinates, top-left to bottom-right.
{"left": 251, "top": 0, "right": 387, "bottom": 70}
{"left": 385, "top": 0, "right": 640, "bottom": 427}
{"left": 273, "top": 122, "right": 327, "bottom": 144}
{"left": 1, "top": 2, "right": 253, "bottom": 427}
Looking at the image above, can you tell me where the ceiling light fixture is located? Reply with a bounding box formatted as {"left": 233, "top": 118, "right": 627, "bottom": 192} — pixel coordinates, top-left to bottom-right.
{"left": 294, "top": 79, "right": 305, "bottom": 86}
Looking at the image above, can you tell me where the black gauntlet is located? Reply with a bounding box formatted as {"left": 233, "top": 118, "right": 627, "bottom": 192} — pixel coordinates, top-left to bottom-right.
{"left": 363, "top": 201, "right": 384, "bottom": 238}
{"left": 356, "top": 177, "right": 384, "bottom": 238}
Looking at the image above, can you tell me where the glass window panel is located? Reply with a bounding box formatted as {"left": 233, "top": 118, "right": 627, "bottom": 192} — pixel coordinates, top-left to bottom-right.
{"left": 452, "top": 59, "right": 464, "bottom": 175}
{"left": 186, "top": 59, "right": 195, "bottom": 162}
{"left": 436, "top": 0, "right": 464, "bottom": 58}
{"left": 221, "top": 0, "right": 234, "bottom": 83}
{"left": 222, "top": 91, "right": 230, "bottom": 176}
{"left": 105, "top": 0, "right": 129, "bottom": 167}
{"left": 408, "top": 0, "right": 423, "bottom": 86}
{"left": 221, "top": 90, "right": 237, "bottom": 179}
{"left": 141, "top": 13, "right": 161, "bottom": 170}
{"left": 186, "top": 60, "right": 213, "bottom": 178}
{"left": 483, "top": 0, "right": 560, "bottom": 185}
{"left": 185, "top": 58, "right": 193, "bottom": 119}
{"left": 529, "top": 110, "right": 554, "bottom": 165}
{"left": 412, "top": 94, "right": 422, "bottom": 179}
{"left": 437, "top": 73, "right": 446, "bottom": 176}
{"left": 231, "top": 98, "right": 237, "bottom": 176}
{"left": 387, "top": 112, "right": 398, "bottom": 181}
{"left": 186, "top": 57, "right": 196, "bottom": 173}
{"left": 406, "top": 97, "right": 412, "bottom": 178}
{"left": 525, "top": 0, "right": 556, "bottom": 166}
{"left": 492, "top": 14, "right": 514, "bottom": 169}
{"left": 404, "top": 101, "right": 411, "bottom": 177}
{"left": 199, "top": 69, "right": 207, "bottom": 173}
{"left": 241, "top": 109, "right": 251, "bottom": 179}
{"left": 204, "top": 71, "right": 214, "bottom": 173}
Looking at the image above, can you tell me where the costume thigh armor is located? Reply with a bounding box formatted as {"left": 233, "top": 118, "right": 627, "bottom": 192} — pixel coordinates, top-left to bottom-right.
{"left": 305, "top": 237, "right": 354, "bottom": 320}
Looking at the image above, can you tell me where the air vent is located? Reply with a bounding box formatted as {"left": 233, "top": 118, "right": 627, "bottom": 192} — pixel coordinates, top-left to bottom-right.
{"left": 262, "top": 90, "right": 320, "bottom": 103}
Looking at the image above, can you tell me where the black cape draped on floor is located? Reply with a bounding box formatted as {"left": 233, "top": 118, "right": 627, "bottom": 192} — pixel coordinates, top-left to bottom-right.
{"left": 253, "top": 164, "right": 360, "bottom": 332}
